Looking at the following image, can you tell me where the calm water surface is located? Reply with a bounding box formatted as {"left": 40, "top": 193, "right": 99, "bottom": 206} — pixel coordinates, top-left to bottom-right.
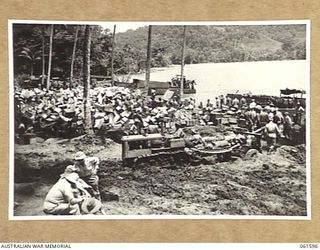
{"left": 131, "top": 60, "right": 307, "bottom": 104}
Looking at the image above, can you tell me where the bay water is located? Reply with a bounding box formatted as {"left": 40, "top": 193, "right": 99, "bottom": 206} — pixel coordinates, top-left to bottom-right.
{"left": 130, "top": 60, "right": 307, "bottom": 104}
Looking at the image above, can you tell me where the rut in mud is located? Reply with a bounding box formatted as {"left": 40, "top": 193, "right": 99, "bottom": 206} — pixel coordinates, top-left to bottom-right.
{"left": 14, "top": 134, "right": 307, "bottom": 216}
{"left": 98, "top": 145, "right": 306, "bottom": 215}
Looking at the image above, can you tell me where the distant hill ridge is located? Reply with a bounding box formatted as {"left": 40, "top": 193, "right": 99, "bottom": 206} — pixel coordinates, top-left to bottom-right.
{"left": 115, "top": 25, "right": 306, "bottom": 67}
{"left": 12, "top": 23, "right": 306, "bottom": 78}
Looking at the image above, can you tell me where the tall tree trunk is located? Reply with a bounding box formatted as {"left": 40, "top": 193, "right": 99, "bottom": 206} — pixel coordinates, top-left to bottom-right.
{"left": 46, "top": 24, "right": 54, "bottom": 90}
{"left": 41, "top": 25, "right": 46, "bottom": 88}
{"left": 83, "top": 25, "right": 94, "bottom": 135}
{"left": 111, "top": 25, "right": 116, "bottom": 86}
{"left": 145, "top": 25, "right": 152, "bottom": 94}
{"left": 180, "top": 25, "right": 187, "bottom": 97}
{"left": 70, "top": 25, "right": 79, "bottom": 84}
{"left": 30, "top": 63, "right": 34, "bottom": 76}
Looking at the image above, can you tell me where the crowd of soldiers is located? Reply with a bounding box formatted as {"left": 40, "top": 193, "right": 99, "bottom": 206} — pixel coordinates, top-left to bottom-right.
{"left": 14, "top": 84, "right": 306, "bottom": 150}
{"left": 200, "top": 95, "right": 306, "bottom": 149}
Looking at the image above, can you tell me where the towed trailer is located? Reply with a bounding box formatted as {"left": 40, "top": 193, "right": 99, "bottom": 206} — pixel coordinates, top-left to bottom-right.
{"left": 188, "top": 143, "right": 241, "bottom": 162}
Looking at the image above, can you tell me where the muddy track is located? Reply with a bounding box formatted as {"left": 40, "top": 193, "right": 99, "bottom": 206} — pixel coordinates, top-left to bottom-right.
{"left": 13, "top": 133, "right": 307, "bottom": 216}
{"left": 96, "top": 145, "right": 306, "bottom": 215}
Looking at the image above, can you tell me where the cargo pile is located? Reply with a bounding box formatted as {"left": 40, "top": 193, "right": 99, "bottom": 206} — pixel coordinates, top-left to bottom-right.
{"left": 15, "top": 85, "right": 306, "bottom": 147}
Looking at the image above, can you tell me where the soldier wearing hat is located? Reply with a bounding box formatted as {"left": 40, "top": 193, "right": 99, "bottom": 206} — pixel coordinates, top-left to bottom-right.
{"left": 43, "top": 167, "right": 87, "bottom": 215}
{"left": 73, "top": 151, "right": 101, "bottom": 200}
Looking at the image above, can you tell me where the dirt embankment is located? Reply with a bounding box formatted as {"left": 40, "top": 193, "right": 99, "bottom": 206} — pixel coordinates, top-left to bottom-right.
{"left": 14, "top": 135, "right": 307, "bottom": 216}
{"left": 98, "top": 145, "right": 306, "bottom": 216}
{"left": 14, "top": 135, "right": 120, "bottom": 182}
{"left": 14, "top": 135, "right": 121, "bottom": 216}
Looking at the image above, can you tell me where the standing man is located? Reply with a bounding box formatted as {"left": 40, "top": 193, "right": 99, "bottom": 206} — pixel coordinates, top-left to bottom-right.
{"left": 74, "top": 151, "right": 101, "bottom": 200}
{"left": 249, "top": 99, "right": 257, "bottom": 109}
{"left": 226, "top": 95, "right": 232, "bottom": 107}
{"left": 214, "top": 97, "right": 220, "bottom": 109}
{"left": 232, "top": 97, "right": 239, "bottom": 109}
{"left": 259, "top": 107, "right": 269, "bottom": 128}
{"left": 245, "top": 107, "right": 256, "bottom": 132}
{"left": 283, "top": 112, "right": 293, "bottom": 140}
{"left": 219, "top": 95, "right": 225, "bottom": 108}
{"left": 240, "top": 96, "right": 247, "bottom": 108}
{"left": 264, "top": 117, "right": 280, "bottom": 154}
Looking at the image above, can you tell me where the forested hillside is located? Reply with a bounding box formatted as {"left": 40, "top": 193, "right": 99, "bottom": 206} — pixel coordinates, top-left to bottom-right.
{"left": 116, "top": 25, "right": 306, "bottom": 68}
{"left": 12, "top": 24, "right": 306, "bottom": 80}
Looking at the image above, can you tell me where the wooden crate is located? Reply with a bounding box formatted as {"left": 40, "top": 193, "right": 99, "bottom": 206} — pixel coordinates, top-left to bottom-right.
{"left": 229, "top": 117, "right": 237, "bottom": 124}
{"left": 237, "top": 118, "right": 247, "bottom": 128}
{"left": 221, "top": 117, "right": 229, "bottom": 125}
{"left": 186, "top": 119, "right": 197, "bottom": 126}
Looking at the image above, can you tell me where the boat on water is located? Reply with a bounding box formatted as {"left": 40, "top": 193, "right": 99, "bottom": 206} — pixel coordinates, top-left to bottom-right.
{"left": 133, "top": 75, "right": 196, "bottom": 95}
{"left": 112, "top": 76, "right": 196, "bottom": 96}
{"left": 226, "top": 88, "right": 306, "bottom": 109}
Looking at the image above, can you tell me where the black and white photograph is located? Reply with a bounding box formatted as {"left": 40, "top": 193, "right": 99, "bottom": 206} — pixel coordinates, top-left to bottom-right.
{"left": 9, "top": 20, "right": 310, "bottom": 219}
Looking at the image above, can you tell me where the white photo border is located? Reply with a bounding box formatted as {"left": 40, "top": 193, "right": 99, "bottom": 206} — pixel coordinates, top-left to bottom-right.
{"left": 8, "top": 19, "right": 311, "bottom": 221}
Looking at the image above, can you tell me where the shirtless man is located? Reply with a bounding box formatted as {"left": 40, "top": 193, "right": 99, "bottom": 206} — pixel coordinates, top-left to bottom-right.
{"left": 264, "top": 117, "right": 280, "bottom": 153}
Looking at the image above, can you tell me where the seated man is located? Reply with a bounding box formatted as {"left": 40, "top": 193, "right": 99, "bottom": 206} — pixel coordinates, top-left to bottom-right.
{"left": 43, "top": 168, "right": 87, "bottom": 215}
{"left": 74, "top": 152, "right": 101, "bottom": 200}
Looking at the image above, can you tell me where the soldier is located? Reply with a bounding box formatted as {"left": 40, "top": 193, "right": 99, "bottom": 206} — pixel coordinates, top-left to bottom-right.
{"left": 264, "top": 117, "right": 281, "bottom": 154}
{"left": 249, "top": 99, "right": 257, "bottom": 109}
{"left": 283, "top": 112, "right": 293, "bottom": 140}
{"left": 74, "top": 152, "right": 101, "bottom": 200}
{"left": 43, "top": 167, "right": 90, "bottom": 215}
{"left": 232, "top": 97, "right": 239, "bottom": 109}
{"left": 215, "top": 97, "right": 220, "bottom": 109}
{"left": 240, "top": 96, "right": 247, "bottom": 108}
{"left": 244, "top": 108, "right": 256, "bottom": 132}
{"left": 219, "top": 95, "right": 225, "bottom": 108}
{"left": 259, "top": 107, "right": 269, "bottom": 128}
{"left": 226, "top": 96, "right": 232, "bottom": 107}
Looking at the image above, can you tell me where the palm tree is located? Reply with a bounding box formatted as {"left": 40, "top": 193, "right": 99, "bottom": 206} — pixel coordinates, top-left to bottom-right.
{"left": 41, "top": 25, "right": 46, "bottom": 87}
{"left": 18, "top": 46, "right": 41, "bottom": 76}
{"left": 70, "top": 25, "right": 79, "bottom": 84}
{"left": 110, "top": 25, "right": 116, "bottom": 86}
{"left": 180, "top": 25, "right": 187, "bottom": 97}
{"left": 83, "top": 25, "right": 94, "bottom": 135}
{"left": 145, "top": 25, "right": 152, "bottom": 93}
{"left": 46, "top": 24, "right": 54, "bottom": 90}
